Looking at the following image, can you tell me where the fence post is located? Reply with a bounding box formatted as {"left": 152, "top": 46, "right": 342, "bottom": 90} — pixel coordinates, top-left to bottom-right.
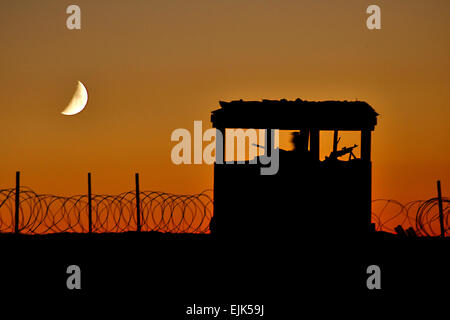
{"left": 135, "top": 173, "right": 141, "bottom": 232}
{"left": 437, "top": 180, "right": 445, "bottom": 238}
{"left": 15, "top": 171, "right": 20, "bottom": 234}
{"left": 88, "top": 172, "right": 92, "bottom": 234}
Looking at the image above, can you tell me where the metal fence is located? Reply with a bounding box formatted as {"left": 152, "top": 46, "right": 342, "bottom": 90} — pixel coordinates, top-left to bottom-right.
{"left": 372, "top": 198, "right": 449, "bottom": 236}
{"left": 0, "top": 172, "right": 448, "bottom": 236}
{"left": 0, "top": 187, "right": 213, "bottom": 234}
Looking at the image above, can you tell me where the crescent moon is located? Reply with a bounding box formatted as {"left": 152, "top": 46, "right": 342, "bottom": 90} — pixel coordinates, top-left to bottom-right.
{"left": 61, "top": 81, "right": 88, "bottom": 115}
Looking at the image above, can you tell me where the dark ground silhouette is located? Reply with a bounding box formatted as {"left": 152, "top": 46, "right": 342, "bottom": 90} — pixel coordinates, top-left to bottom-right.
{"left": 1, "top": 231, "right": 448, "bottom": 317}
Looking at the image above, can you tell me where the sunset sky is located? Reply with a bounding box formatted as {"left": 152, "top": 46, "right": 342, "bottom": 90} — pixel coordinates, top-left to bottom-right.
{"left": 0, "top": 0, "right": 449, "bottom": 205}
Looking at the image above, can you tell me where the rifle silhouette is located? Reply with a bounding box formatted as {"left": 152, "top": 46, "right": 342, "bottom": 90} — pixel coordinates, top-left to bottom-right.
{"left": 327, "top": 144, "right": 358, "bottom": 161}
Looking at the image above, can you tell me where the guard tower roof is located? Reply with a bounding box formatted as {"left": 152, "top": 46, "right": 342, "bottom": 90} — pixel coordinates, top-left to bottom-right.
{"left": 211, "top": 99, "right": 378, "bottom": 131}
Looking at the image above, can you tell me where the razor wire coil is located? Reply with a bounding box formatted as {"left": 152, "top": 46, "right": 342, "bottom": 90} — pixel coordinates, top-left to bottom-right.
{"left": 0, "top": 187, "right": 213, "bottom": 234}
{"left": 0, "top": 187, "right": 448, "bottom": 236}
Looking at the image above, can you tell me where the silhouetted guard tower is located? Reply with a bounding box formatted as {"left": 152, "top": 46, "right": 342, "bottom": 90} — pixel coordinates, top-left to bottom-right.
{"left": 210, "top": 99, "right": 378, "bottom": 239}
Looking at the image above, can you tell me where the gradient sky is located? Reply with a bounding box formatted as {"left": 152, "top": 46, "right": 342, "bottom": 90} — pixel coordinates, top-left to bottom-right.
{"left": 0, "top": 0, "right": 449, "bottom": 205}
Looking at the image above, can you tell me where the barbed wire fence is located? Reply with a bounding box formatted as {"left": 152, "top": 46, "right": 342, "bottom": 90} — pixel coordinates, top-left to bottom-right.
{"left": 0, "top": 172, "right": 213, "bottom": 234}
{"left": 0, "top": 187, "right": 213, "bottom": 234}
{"left": 372, "top": 197, "right": 450, "bottom": 237}
{"left": 0, "top": 172, "right": 448, "bottom": 236}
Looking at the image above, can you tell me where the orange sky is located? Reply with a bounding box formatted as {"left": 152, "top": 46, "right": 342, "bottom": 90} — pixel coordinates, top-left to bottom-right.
{"left": 0, "top": 0, "right": 449, "bottom": 205}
